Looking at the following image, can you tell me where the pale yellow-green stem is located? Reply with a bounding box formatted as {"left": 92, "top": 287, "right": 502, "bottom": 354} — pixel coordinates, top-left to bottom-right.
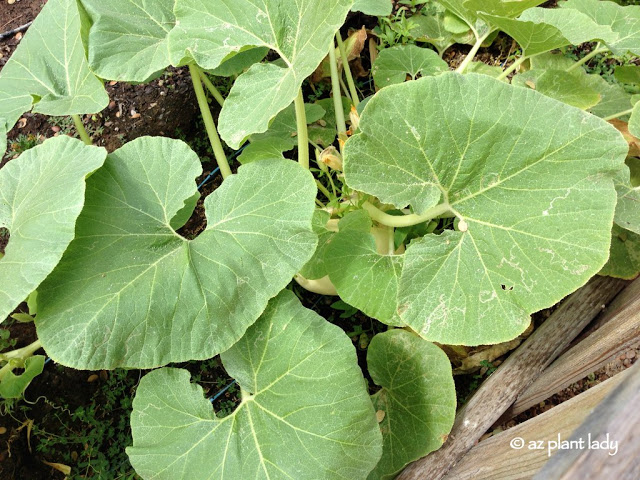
{"left": 294, "top": 88, "right": 309, "bottom": 169}
{"left": 336, "top": 33, "right": 360, "bottom": 107}
{"left": 567, "top": 44, "right": 609, "bottom": 72}
{"left": 198, "top": 70, "right": 225, "bottom": 107}
{"left": 189, "top": 64, "right": 232, "bottom": 179}
{"left": 456, "top": 31, "right": 493, "bottom": 74}
{"left": 72, "top": 114, "right": 92, "bottom": 145}
{"left": 328, "top": 40, "right": 348, "bottom": 149}
{"left": 363, "top": 201, "right": 453, "bottom": 228}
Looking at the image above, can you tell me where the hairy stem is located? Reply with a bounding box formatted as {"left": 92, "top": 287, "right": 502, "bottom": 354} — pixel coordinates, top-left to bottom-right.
{"left": 189, "top": 64, "right": 232, "bottom": 179}
{"left": 336, "top": 33, "right": 360, "bottom": 107}
{"left": 198, "top": 70, "right": 225, "bottom": 107}
{"left": 497, "top": 55, "right": 528, "bottom": 80}
{"left": 456, "top": 31, "right": 493, "bottom": 74}
{"left": 71, "top": 114, "right": 92, "bottom": 145}
{"left": 328, "top": 40, "right": 348, "bottom": 147}
{"left": 603, "top": 108, "right": 634, "bottom": 121}
{"left": 294, "top": 88, "right": 310, "bottom": 169}
{"left": 316, "top": 180, "right": 333, "bottom": 200}
{"left": 567, "top": 44, "right": 609, "bottom": 72}
{"left": 363, "top": 201, "right": 452, "bottom": 228}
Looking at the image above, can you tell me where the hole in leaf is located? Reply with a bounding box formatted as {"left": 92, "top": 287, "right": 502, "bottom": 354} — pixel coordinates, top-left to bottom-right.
{"left": 0, "top": 227, "right": 9, "bottom": 257}
{"left": 181, "top": 357, "right": 241, "bottom": 417}
{"left": 175, "top": 169, "right": 224, "bottom": 240}
{"left": 501, "top": 284, "right": 513, "bottom": 291}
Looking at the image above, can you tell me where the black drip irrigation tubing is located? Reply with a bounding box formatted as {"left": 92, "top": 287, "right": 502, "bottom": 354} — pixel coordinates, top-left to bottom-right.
{"left": 197, "top": 142, "right": 248, "bottom": 190}
{"left": 0, "top": 21, "right": 32, "bottom": 41}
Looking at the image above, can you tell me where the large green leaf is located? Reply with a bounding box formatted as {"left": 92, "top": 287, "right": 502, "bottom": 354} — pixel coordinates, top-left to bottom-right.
{"left": 614, "top": 166, "right": 640, "bottom": 235}
{"left": 0, "top": 121, "right": 6, "bottom": 158}
{"left": 0, "top": 136, "right": 106, "bottom": 323}
{"left": 512, "top": 69, "right": 601, "bottom": 110}
{"left": 35, "top": 137, "right": 317, "bottom": 369}
{"left": 481, "top": 8, "right": 614, "bottom": 56}
{"left": 0, "top": 355, "right": 45, "bottom": 399}
{"left": 630, "top": 101, "right": 640, "bottom": 139}
{"left": 239, "top": 102, "right": 325, "bottom": 163}
{"left": 326, "top": 230, "right": 404, "bottom": 325}
{"left": 583, "top": 74, "right": 634, "bottom": 120}
{"left": 344, "top": 73, "right": 627, "bottom": 345}
{"left": 0, "top": 0, "right": 108, "bottom": 132}
{"left": 169, "top": 0, "right": 354, "bottom": 148}
{"left": 127, "top": 291, "right": 383, "bottom": 480}
{"left": 79, "top": 0, "right": 175, "bottom": 82}
{"left": 408, "top": 9, "right": 473, "bottom": 56}
{"left": 600, "top": 225, "right": 640, "bottom": 279}
{"left": 372, "top": 45, "right": 448, "bottom": 89}
{"left": 439, "top": 0, "right": 543, "bottom": 37}
{"left": 615, "top": 65, "right": 640, "bottom": 85}
{"left": 299, "top": 209, "right": 335, "bottom": 280}
{"left": 437, "top": 0, "right": 490, "bottom": 37}
{"left": 561, "top": 0, "right": 640, "bottom": 56}
{"left": 353, "top": 0, "right": 392, "bottom": 16}
{"left": 464, "top": 0, "right": 546, "bottom": 19}
{"left": 367, "top": 330, "right": 456, "bottom": 480}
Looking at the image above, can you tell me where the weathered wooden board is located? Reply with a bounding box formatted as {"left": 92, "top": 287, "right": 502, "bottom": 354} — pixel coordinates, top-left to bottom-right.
{"left": 397, "top": 276, "right": 628, "bottom": 480}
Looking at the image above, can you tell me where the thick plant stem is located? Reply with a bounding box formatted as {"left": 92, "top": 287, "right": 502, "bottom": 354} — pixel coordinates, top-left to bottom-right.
{"left": 336, "top": 33, "right": 360, "bottom": 107}
{"left": 363, "top": 201, "right": 452, "bottom": 228}
{"left": 497, "top": 55, "right": 528, "bottom": 80}
{"left": 604, "top": 108, "right": 634, "bottom": 121}
{"left": 316, "top": 180, "right": 333, "bottom": 200}
{"left": 294, "top": 88, "right": 309, "bottom": 169}
{"left": 328, "top": 40, "right": 348, "bottom": 147}
{"left": 456, "top": 31, "right": 492, "bottom": 74}
{"left": 72, "top": 114, "right": 92, "bottom": 145}
{"left": 189, "top": 64, "right": 232, "bottom": 179}
{"left": 567, "top": 45, "right": 609, "bottom": 72}
{"left": 0, "top": 339, "right": 42, "bottom": 381}
{"left": 198, "top": 70, "right": 225, "bottom": 107}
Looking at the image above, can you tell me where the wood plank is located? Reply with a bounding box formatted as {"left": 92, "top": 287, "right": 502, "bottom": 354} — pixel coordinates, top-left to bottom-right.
{"left": 535, "top": 362, "right": 640, "bottom": 480}
{"left": 504, "top": 276, "right": 640, "bottom": 418}
{"left": 441, "top": 368, "right": 631, "bottom": 480}
{"left": 396, "top": 276, "right": 628, "bottom": 480}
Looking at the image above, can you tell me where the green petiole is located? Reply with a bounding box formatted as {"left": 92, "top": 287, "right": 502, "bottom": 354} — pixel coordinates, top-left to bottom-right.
{"left": 188, "top": 64, "right": 232, "bottom": 179}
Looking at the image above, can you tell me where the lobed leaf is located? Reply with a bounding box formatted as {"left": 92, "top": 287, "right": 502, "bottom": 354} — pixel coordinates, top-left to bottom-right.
{"left": 0, "top": 136, "right": 106, "bottom": 323}
{"left": 630, "top": 101, "right": 640, "bottom": 139}
{"left": 463, "top": 0, "right": 546, "bottom": 19}
{"left": 80, "top": 0, "right": 175, "bottom": 82}
{"left": 35, "top": 137, "right": 317, "bottom": 369}
{"left": 614, "top": 165, "right": 640, "bottom": 235}
{"left": 352, "top": 0, "right": 392, "bottom": 16}
{"left": 326, "top": 231, "right": 404, "bottom": 325}
{"left": 481, "top": 8, "right": 614, "bottom": 56}
{"left": 615, "top": 65, "right": 640, "bottom": 85}
{"left": 0, "top": 355, "right": 45, "bottom": 399}
{"left": 127, "top": 290, "right": 383, "bottom": 480}
{"left": 367, "top": 330, "right": 456, "bottom": 480}
{"left": 344, "top": 73, "right": 627, "bottom": 345}
{"left": 169, "top": 0, "right": 354, "bottom": 148}
{"left": 299, "top": 209, "right": 335, "bottom": 280}
{"left": 0, "top": 121, "right": 5, "bottom": 158}
{"left": 0, "top": 0, "right": 108, "bottom": 132}
{"left": 600, "top": 225, "right": 640, "bottom": 279}
{"left": 406, "top": 7, "right": 473, "bottom": 56}
{"left": 560, "top": 0, "right": 640, "bottom": 56}
{"left": 372, "top": 45, "right": 449, "bottom": 89}
{"left": 512, "top": 69, "right": 601, "bottom": 110}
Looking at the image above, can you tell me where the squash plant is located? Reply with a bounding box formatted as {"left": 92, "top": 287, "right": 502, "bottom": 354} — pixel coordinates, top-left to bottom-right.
{"left": 0, "top": 0, "right": 637, "bottom": 478}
